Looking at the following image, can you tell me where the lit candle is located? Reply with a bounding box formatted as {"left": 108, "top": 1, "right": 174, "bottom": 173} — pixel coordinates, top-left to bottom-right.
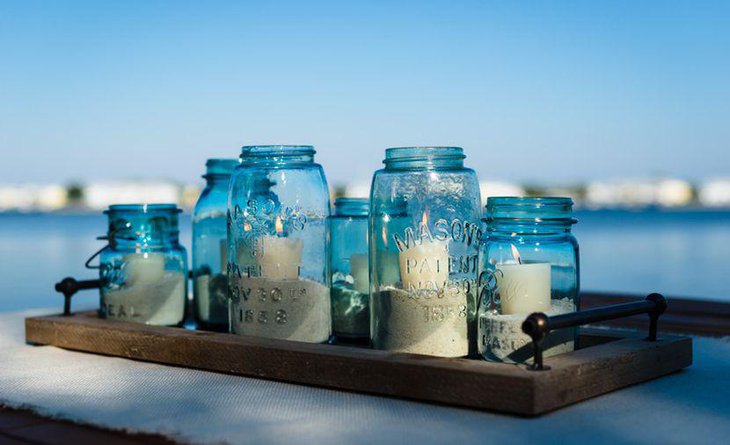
{"left": 496, "top": 245, "right": 551, "bottom": 314}
{"left": 123, "top": 251, "right": 166, "bottom": 286}
{"left": 259, "top": 216, "right": 302, "bottom": 279}
{"left": 349, "top": 253, "right": 369, "bottom": 294}
{"left": 398, "top": 213, "right": 449, "bottom": 291}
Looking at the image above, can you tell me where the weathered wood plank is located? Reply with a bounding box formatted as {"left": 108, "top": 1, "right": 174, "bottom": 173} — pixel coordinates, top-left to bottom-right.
{"left": 25, "top": 312, "right": 692, "bottom": 416}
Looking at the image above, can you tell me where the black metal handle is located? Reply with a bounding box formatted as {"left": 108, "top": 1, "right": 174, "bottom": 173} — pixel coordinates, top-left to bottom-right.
{"left": 54, "top": 277, "right": 102, "bottom": 316}
{"left": 521, "top": 293, "right": 667, "bottom": 371}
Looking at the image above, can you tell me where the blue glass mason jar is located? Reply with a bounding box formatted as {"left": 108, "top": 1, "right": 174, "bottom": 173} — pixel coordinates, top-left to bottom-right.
{"left": 477, "top": 197, "right": 579, "bottom": 363}
{"left": 330, "top": 197, "right": 370, "bottom": 344}
{"left": 99, "top": 204, "right": 187, "bottom": 326}
{"left": 227, "top": 145, "right": 331, "bottom": 342}
{"left": 369, "top": 147, "right": 482, "bottom": 357}
{"left": 192, "top": 158, "right": 239, "bottom": 331}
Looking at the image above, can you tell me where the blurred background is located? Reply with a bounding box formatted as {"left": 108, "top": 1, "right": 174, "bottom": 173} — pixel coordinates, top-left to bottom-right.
{"left": 1, "top": 1, "right": 728, "bottom": 310}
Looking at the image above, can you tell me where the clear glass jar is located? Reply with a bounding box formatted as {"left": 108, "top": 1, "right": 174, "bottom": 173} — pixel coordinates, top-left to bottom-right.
{"left": 369, "top": 147, "right": 482, "bottom": 357}
{"left": 99, "top": 204, "right": 187, "bottom": 326}
{"left": 330, "top": 197, "right": 370, "bottom": 344}
{"left": 477, "top": 197, "right": 579, "bottom": 363}
{"left": 192, "top": 158, "right": 239, "bottom": 331}
{"left": 228, "top": 145, "right": 331, "bottom": 342}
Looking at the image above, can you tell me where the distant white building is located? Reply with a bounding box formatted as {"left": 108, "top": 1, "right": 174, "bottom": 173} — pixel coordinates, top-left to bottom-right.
{"left": 585, "top": 178, "right": 694, "bottom": 208}
{"left": 342, "top": 181, "right": 371, "bottom": 199}
{"left": 656, "top": 179, "right": 694, "bottom": 207}
{"left": 0, "top": 184, "right": 68, "bottom": 212}
{"left": 699, "top": 179, "right": 730, "bottom": 207}
{"left": 84, "top": 180, "right": 182, "bottom": 211}
{"left": 181, "top": 183, "right": 203, "bottom": 210}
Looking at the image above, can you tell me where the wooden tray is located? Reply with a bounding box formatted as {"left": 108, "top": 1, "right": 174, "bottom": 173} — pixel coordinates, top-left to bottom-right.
{"left": 25, "top": 311, "right": 692, "bottom": 416}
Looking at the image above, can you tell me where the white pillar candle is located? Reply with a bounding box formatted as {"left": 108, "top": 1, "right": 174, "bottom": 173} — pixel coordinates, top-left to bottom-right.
{"left": 260, "top": 236, "right": 302, "bottom": 279}
{"left": 398, "top": 240, "right": 449, "bottom": 291}
{"left": 123, "top": 252, "right": 166, "bottom": 286}
{"left": 349, "top": 253, "right": 369, "bottom": 294}
{"left": 496, "top": 262, "right": 551, "bottom": 314}
{"left": 258, "top": 217, "right": 302, "bottom": 280}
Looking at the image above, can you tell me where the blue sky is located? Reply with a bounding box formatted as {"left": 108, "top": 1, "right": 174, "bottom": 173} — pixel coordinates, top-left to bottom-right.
{"left": 1, "top": 1, "right": 728, "bottom": 186}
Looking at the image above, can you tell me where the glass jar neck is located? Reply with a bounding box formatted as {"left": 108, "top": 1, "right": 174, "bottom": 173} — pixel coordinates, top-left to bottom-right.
{"left": 204, "top": 174, "right": 232, "bottom": 187}
{"left": 105, "top": 204, "right": 181, "bottom": 249}
{"left": 334, "top": 198, "right": 369, "bottom": 217}
{"left": 383, "top": 146, "right": 465, "bottom": 170}
{"left": 240, "top": 145, "right": 315, "bottom": 166}
{"left": 486, "top": 197, "right": 576, "bottom": 236}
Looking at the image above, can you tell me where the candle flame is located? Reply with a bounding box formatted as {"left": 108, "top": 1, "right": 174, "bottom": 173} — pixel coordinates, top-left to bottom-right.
{"left": 511, "top": 244, "right": 522, "bottom": 264}
{"left": 275, "top": 216, "right": 284, "bottom": 235}
{"left": 421, "top": 211, "right": 428, "bottom": 227}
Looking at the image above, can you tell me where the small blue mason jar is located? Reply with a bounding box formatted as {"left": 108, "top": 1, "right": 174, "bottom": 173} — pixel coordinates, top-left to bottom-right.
{"left": 99, "top": 204, "right": 187, "bottom": 326}
{"left": 478, "top": 197, "right": 579, "bottom": 363}
{"left": 330, "top": 197, "right": 370, "bottom": 344}
{"left": 369, "top": 147, "right": 482, "bottom": 357}
{"left": 228, "top": 145, "right": 331, "bottom": 342}
{"left": 192, "top": 158, "right": 239, "bottom": 331}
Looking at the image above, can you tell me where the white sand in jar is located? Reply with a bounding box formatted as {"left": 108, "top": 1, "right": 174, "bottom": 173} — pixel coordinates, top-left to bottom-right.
{"left": 231, "top": 276, "right": 331, "bottom": 343}
{"left": 479, "top": 297, "right": 576, "bottom": 363}
{"left": 194, "top": 273, "right": 229, "bottom": 325}
{"left": 101, "top": 272, "right": 186, "bottom": 326}
{"left": 373, "top": 287, "right": 470, "bottom": 357}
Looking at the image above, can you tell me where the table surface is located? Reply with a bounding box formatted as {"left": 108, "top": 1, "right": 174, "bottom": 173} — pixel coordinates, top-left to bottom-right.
{"left": 3, "top": 309, "right": 730, "bottom": 445}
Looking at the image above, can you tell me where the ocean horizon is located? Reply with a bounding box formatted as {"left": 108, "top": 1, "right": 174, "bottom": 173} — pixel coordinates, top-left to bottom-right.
{"left": 1, "top": 209, "right": 728, "bottom": 313}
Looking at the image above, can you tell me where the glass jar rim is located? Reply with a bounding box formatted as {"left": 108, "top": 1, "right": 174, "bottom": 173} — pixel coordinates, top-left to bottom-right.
{"left": 104, "top": 203, "right": 181, "bottom": 214}
{"left": 334, "top": 197, "right": 369, "bottom": 216}
{"left": 487, "top": 196, "right": 573, "bottom": 207}
{"left": 241, "top": 145, "right": 315, "bottom": 156}
{"left": 486, "top": 196, "right": 575, "bottom": 222}
{"left": 205, "top": 158, "right": 239, "bottom": 175}
{"left": 384, "top": 146, "right": 464, "bottom": 162}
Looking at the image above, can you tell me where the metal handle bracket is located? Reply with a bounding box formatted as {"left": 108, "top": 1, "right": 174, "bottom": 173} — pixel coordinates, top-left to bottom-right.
{"left": 521, "top": 293, "right": 667, "bottom": 371}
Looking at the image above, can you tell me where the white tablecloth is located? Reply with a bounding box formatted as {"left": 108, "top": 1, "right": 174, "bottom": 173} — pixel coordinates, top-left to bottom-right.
{"left": 2, "top": 309, "right": 729, "bottom": 444}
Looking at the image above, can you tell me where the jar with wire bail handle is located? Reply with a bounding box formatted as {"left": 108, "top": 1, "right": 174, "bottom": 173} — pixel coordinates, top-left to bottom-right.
{"left": 98, "top": 204, "right": 187, "bottom": 326}
{"left": 477, "top": 197, "right": 579, "bottom": 363}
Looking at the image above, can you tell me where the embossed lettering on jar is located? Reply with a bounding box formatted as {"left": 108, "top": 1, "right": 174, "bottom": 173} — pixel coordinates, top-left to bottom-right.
{"left": 99, "top": 204, "right": 188, "bottom": 326}
{"left": 369, "top": 147, "right": 482, "bottom": 357}
{"left": 227, "top": 145, "right": 331, "bottom": 342}
{"left": 192, "top": 158, "right": 239, "bottom": 331}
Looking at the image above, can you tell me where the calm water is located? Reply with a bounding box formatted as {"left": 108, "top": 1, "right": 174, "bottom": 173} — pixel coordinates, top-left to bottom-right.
{"left": 0, "top": 210, "right": 728, "bottom": 312}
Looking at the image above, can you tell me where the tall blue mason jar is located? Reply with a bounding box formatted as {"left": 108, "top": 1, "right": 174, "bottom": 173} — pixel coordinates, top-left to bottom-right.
{"left": 330, "top": 197, "right": 370, "bottom": 344}
{"left": 369, "top": 147, "right": 482, "bottom": 357}
{"left": 227, "top": 145, "right": 331, "bottom": 342}
{"left": 99, "top": 204, "right": 187, "bottom": 326}
{"left": 192, "top": 158, "right": 239, "bottom": 331}
{"left": 478, "top": 197, "right": 579, "bottom": 363}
